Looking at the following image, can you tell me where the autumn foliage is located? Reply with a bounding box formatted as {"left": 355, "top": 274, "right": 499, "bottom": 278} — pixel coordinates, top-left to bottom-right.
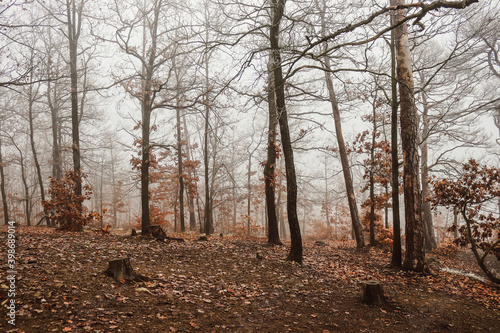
{"left": 42, "top": 170, "right": 103, "bottom": 232}
{"left": 431, "top": 159, "right": 500, "bottom": 284}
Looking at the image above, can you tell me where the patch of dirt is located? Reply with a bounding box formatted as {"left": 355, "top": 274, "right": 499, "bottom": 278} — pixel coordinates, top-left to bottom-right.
{"left": 1, "top": 226, "right": 499, "bottom": 332}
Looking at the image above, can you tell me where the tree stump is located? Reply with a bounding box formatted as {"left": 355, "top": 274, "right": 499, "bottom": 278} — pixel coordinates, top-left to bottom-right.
{"left": 360, "top": 280, "right": 385, "bottom": 305}
{"left": 146, "top": 225, "right": 167, "bottom": 241}
{"left": 104, "top": 257, "right": 148, "bottom": 282}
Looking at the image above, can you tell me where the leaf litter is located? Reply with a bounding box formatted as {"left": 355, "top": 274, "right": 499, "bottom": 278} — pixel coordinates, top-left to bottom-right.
{"left": 0, "top": 226, "right": 499, "bottom": 332}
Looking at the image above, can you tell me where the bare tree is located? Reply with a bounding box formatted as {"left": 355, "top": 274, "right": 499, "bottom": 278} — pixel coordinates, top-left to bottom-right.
{"left": 269, "top": 0, "right": 302, "bottom": 264}
{"left": 265, "top": 52, "right": 281, "bottom": 245}
{"left": 391, "top": 0, "right": 425, "bottom": 272}
{"left": 108, "top": 0, "right": 182, "bottom": 234}
{"left": 315, "top": 0, "right": 365, "bottom": 248}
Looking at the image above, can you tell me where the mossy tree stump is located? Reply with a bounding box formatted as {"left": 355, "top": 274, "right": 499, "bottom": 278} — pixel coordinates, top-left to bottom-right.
{"left": 104, "top": 257, "right": 148, "bottom": 282}
{"left": 360, "top": 280, "right": 385, "bottom": 305}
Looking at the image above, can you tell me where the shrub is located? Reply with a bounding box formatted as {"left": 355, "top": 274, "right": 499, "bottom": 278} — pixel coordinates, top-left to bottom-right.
{"left": 42, "top": 170, "right": 102, "bottom": 232}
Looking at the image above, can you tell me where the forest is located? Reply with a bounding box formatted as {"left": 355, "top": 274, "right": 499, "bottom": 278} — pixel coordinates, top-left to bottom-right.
{"left": 1, "top": 0, "right": 500, "bottom": 332}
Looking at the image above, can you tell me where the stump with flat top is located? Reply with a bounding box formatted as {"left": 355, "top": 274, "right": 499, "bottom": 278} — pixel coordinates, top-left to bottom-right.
{"left": 104, "top": 257, "right": 148, "bottom": 282}
{"left": 360, "top": 280, "right": 385, "bottom": 305}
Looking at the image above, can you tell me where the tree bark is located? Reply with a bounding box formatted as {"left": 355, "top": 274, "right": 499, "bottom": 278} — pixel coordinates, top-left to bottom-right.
{"left": 369, "top": 99, "right": 377, "bottom": 246}
{"left": 182, "top": 114, "right": 197, "bottom": 231}
{"left": 270, "top": 0, "right": 302, "bottom": 264}
{"left": 105, "top": 257, "right": 148, "bottom": 282}
{"left": 389, "top": 10, "right": 402, "bottom": 268}
{"left": 66, "top": 0, "right": 83, "bottom": 202}
{"left": 26, "top": 53, "right": 46, "bottom": 222}
{"left": 45, "top": 42, "right": 62, "bottom": 183}
{"left": 176, "top": 96, "right": 185, "bottom": 233}
{"left": 391, "top": 0, "right": 426, "bottom": 272}
{"left": 317, "top": 0, "right": 365, "bottom": 248}
{"left": 419, "top": 90, "right": 437, "bottom": 251}
{"left": 140, "top": 1, "right": 163, "bottom": 235}
{"left": 361, "top": 281, "right": 385, "bottom": 305}
{"left": 265, "top": 62, "right": 281, "bottom": 244}
{"left": 11, "top": 140, "right": 30, "bottom": 226}
{"left": 203, "top": 10, "right": 213, "bottom": 235}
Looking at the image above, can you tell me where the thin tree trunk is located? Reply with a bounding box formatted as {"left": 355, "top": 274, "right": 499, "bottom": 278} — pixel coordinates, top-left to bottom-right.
{"left": 369, "top": 98, "right": 377, "bottom": 246}
{"left": 0, "top": 134, "right": 8, "bottom": 225}
{"left": 277, "top": 168, "right": 287, "bottom": 240}
{"left": 141, "top": 101, "right": 151, "bottom": 234}
{"left": 270, "top": 0, "right": 302, "bottom": 264}
{"left": 324, "top": 157, "right": 331, "bottom": 229}
{"left": 66, "top": 0, "right": 82, "bottom": 202}
{"left": 247, "top": 154, "right": 252, "bottom": 235}
{"left": 420, "top": 91, "right": 437, "bottom": 250}
{"left": 12, "top": 141, "right": 30, "bottom": 226}
{"left": 182, "top": 113, "right": 197, "bottom": 231}
{"left": 392, "top": 0, "right": 425, "bottom": 272}
{"left": 45, "top": 27, "right": 62, "bottom": 182}
{"left": 453, "top": 207, "right": 459, "bottom": 238}
{"left": 265, "top": 56, "right": 281, "bottom": 245}
{"left": 318, "top": 1, "right": 365, "bottom": 248}
{"left": 203, "top": 16, "right": 213, "bottom": 235}
{"left": 47, "top": 74, "right": 62, "bottom": 182}
{"left": 203, "top": 100, "right": 211, "bottom": 235}
{"left": 176, "top": 100, "right": 185, "bottom": 232}
{"left": 110, "top": 149, "right": 118, "bottom": 227}
{"left": 389, "top": 11, "right": 402, "bottom": 268}
{"left": 27, "top": 78, "right": 47, "bottom": 223}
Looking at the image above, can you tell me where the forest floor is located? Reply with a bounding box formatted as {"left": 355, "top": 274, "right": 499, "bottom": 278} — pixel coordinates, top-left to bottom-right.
{"left": 1, "top": 226, "right": 499, "bottom": 332}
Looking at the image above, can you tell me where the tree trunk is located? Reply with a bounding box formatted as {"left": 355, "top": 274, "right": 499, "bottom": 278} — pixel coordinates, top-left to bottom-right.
{"left": 27, "top": 58, "right": 46, "bottom": 222}
{"left": 0, "top": 135, "right": 8, "bottom": 225}
{"left": 462, "top": 211, "right": 500, "bottom": 285}
{"left": 277, "top": 175, "right": 287, "bottom": 240}
{"left": 318, "top": 2, "right": 365, "bottom": 248}
{"left": 453, "top": 207, "right": 459, "bottom": 239}
{"left": 12, "top": 141, "right": 30, "bottom": 226}
{"left": 203, "top": 33, "right": 213, "bottom": 236}
{"left": 182, "top": 114, "right": 197, "bottom": 231}
{"left": 140, "top": 95, "right": 152, "bottom": 234}
{"left": 265, "top": 60, "right": 281, "bottom": 245}
{"left": 389, "top": 11, "right": 402, "bottom": 268}
{"left": 46, "top": 28, "right": 62, "bottom": 183}
{"left": 110, "top": 148, "right": 118, "bottom": 227}
{"left": 270, "top": 0, "right": 302, "bottom": 264}
{"left": 420, "top": 91, "right": 437, "bottom": 251}
{"left": 369, "top": 100, "right": 377, "bottom": 246}
{"left": 324, "top": 157, "right": 331, "bottom": 229}
{"left": 176, "top": 101, "right": 185, "bottom": 233}
{"left": 392, "top": 0, "right": 426, "bottom": 272}
{"left": 140, "top": 1, "right": 162, "bottom": 235}
{"left": 66, "top": 0, "right": 82, "bottom": 202}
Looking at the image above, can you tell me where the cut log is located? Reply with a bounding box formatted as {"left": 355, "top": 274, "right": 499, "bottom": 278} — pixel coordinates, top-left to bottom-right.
{"left": 104, "top": 257, "right": 148, "bottom": 282}
{"left": 360, "top": 280, "right": 385, "bottom": 305}
{"left": 165, "top": 236, "right": 185, "bottom": 243}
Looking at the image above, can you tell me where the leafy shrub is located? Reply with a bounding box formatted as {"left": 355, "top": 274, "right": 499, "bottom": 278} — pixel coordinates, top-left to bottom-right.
{"left": 431, "top": 159, "right": 500, "bottom": 284}
{"left": 42, "top": 170, "right": 102, "bottom": 232}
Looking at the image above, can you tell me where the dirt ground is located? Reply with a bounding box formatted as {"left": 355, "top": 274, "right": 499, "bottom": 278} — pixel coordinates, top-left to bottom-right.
{"left": 1, "top": 226, "right": 499, "bottom": 332}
